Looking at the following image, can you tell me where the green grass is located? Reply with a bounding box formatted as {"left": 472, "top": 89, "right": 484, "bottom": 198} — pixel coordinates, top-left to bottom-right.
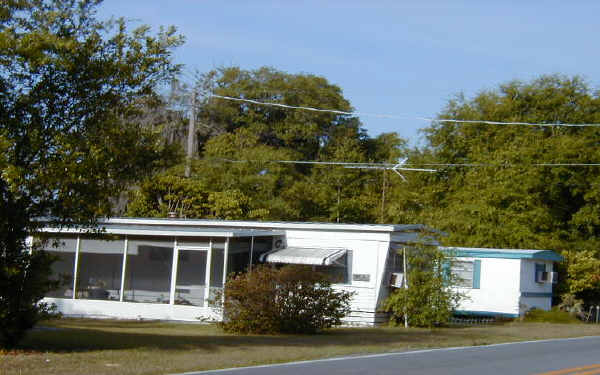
{"left": 2, "top": 318, "right": 600, "bottom": 375}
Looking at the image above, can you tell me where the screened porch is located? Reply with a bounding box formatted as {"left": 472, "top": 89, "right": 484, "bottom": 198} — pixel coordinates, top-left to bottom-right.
{"left": 37, "top": 229, "right": 279, "bottom": 308}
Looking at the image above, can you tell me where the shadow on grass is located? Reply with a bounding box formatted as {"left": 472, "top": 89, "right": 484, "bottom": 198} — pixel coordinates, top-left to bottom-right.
{"left": 17, "top": 319, "right": 490, "bottom": 354}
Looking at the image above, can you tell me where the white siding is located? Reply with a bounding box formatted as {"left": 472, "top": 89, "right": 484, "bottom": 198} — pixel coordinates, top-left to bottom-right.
{"left": 455, "top": 258, "right": 521, "bottom": 316}
{"left": 286, "top": 229, "right": 391, "bottom": 325}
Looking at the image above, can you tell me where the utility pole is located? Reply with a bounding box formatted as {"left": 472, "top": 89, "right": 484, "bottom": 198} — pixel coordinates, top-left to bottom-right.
{"left": 380, "top": 169, "right": 387, "bottom": 223}
{"left": 184, "top": 90, "right": 196, "bottom": 178}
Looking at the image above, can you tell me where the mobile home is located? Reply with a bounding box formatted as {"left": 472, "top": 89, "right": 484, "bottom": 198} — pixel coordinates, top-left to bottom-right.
{"left": 36, "top": 218, "right": 562, "bottom": 324}
{"left": 442, "top": 247, "right": 563, "bottom": 317}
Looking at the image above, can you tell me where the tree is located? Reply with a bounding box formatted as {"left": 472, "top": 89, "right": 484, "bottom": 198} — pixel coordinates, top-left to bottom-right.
{"left": 389, "top": 75, "right": 600, "bottom": 304}
{"left": 0, "top": 0, "right": 183, "bottom": 347}
{"left": 383, "top": 244, "right": 464, "bottom": 328}
{"left": 216, "top": 265, "right": 353, "bottom": 334}
{"left": 198, "top": 66, "right": 356, "bottom": 160}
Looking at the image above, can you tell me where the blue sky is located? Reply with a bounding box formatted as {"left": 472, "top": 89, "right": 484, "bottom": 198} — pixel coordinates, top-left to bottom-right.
{"left": 98, "top": 1, "right": 600, "bottom": 145}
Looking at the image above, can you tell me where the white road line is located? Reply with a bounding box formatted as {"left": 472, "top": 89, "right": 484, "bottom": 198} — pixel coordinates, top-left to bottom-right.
{"left": 169, "top": 335, "right": 600, "bottom": 375}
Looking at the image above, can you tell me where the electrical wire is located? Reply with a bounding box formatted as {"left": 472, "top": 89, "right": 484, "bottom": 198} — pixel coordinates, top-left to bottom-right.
{"left": 209, "top": 158, "right": 600, "bottom": 168}
{"left": 208, "top": 94, "right": 600, "bottom": 128}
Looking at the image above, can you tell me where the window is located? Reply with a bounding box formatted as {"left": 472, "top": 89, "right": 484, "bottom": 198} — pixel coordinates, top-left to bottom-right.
{"left": 40, "top": 236, "right": 78, "bottom": 298}
{"left": 76, "top": 237, "right": 124, "bottom": 300}
{"left": 451, "top": 260, "right": 481, "bottom": 289}
{"left": 315, "top": 251, "right": 352, "bottom": 284}
{"left": 452, "top": 261, "right": 474, "bottom": 288}
{"left": 535, "top": 263, "right": 547, "bottom": 283}
{"left": 387, "top": 248, "right": 405, "bottom": 274}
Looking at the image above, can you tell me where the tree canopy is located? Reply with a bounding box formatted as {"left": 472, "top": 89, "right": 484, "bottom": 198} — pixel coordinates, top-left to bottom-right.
{"left": 0, "top": 0, "right": 183, "bottom": 347}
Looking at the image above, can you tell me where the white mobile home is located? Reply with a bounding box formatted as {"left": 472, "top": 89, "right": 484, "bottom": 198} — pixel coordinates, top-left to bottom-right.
{"left": 442, "top": 247, "right": 563, "bottom": 317}
{"left": 36, "top": 218, "right": 562, "bottom": 324}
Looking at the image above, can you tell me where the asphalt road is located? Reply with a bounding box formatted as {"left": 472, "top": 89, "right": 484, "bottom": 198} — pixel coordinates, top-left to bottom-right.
{"left": 175, "top": 336, "right": 600, "bottom": 375}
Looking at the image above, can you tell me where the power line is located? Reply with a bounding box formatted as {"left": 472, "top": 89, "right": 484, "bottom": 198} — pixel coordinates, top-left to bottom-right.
{"left": 210, "top": 158, "right": 600, "bottom": 168}
{"left": 208, "top": 94, "right": 600, "bottom": 128}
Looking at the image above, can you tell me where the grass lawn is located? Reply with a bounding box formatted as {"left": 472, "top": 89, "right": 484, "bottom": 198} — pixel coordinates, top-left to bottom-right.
{"left": 2, "top": 319, "right": 600, "bottom": 375}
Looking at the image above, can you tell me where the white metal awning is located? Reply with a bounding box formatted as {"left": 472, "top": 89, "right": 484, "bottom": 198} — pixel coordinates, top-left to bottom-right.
{"left": 260, "top": 247, "right": 347, "bottom": 266}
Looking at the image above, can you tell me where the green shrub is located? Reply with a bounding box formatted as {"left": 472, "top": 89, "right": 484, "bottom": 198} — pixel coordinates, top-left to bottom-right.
{"left": 214, "top": 265, "right": 353, "bottom": 334}
{"left": 523, "top": 307, "right": 581, "bottom": 324}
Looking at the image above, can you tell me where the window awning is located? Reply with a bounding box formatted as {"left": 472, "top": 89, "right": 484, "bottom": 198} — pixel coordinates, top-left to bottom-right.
{"left": 260, "top": 247, "right": 347, "bottom": 266}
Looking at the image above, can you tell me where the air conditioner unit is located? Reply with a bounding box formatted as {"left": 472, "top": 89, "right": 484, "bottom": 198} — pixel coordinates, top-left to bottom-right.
{"left": 272, "top": 236, "right": 286, "bottom": 251}
{"left": 549, "top": 271, "right": 558, "bottom": 284}
{"left": 390, "top": 272, "right": 404, "bottom": 288}
{"left": 535, "top": 270, "right": 549, "bottom": 283}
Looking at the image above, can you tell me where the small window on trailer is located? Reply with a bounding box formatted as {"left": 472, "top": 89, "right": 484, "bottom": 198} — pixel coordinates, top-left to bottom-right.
{"left": 451, "top": 259, "right": 481, "bottom": 289}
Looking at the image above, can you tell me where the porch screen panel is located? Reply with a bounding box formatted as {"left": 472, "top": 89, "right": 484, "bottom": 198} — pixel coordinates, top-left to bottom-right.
{"left": 175, "top": 250, "right": 207, "bottom": 306}
{"left": 40, "top": 236, "right": 77, "bottom": 298}
{"left": 75, "top": 238, "right": 124, "bottom": 300}
{"left": 227, "top": 238, "right": 250, "bottom": 275}
{"left": 209, "top": 248, "right": 224, "bottom": 301}
{"left": 124, "top": 237, "right": 174, "bottom": 304}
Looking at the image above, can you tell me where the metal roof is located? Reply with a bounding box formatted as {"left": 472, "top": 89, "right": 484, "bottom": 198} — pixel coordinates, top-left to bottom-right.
{"left": 440, "top": 247, "right": 563, "bottom": 262}
{"left": 40, "top": 225, "right": 282, "bottom": 238}
{"left": 38, "top": 217, "right": 430, "bottom": 234}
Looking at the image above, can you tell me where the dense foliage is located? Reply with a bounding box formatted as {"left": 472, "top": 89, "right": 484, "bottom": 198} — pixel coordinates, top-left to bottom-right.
{"left": 215, "top": 265, "right": 353, "bottom": 334}
{"left": 0, "top": 0, "right": 182, "bottom": 347}
{"left": 383, "top": 245, "right": 464, "bottom": 328}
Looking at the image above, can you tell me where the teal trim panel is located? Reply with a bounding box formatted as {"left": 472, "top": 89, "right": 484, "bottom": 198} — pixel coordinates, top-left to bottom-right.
{"left": 441, "top": 247, "right": 563, "bottom": 262}
{"left": 454, "top": 310, "right": 519, "bottom": 318}
{"left": 521, "top": 292, "right": 553, "bottom": 298}
{"left": 472, "top": 259, "right": 481, "bottom": 289}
